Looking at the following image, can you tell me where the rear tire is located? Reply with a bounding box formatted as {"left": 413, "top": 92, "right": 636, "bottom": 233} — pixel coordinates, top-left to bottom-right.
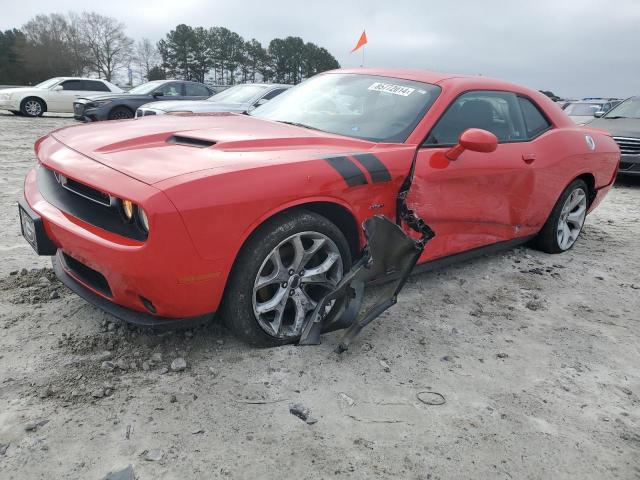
{"left": 533, "top": 179, "right": 588, "bottom": 254}
{"left": 108, "top": 106, "right": 134, "bottom": 120}
{"left": 20, "top": 97, "right": 45, "bottom": 117}
{"left": 221, "top": 210, "right": 351, "bottom": 347}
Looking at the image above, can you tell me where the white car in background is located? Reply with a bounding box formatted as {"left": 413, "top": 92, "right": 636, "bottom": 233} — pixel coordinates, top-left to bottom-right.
{"left": 0, "top": 77, "right": 123, "bottom": 117}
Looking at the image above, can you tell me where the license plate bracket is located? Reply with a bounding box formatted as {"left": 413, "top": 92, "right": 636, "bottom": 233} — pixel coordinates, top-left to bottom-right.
{"left": 18, "top": 199, "right": 57, "bottom": 256}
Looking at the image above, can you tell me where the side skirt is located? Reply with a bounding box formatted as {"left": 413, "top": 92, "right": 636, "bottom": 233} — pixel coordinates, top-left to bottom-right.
{"left": 413, "top": 235, "right": 535, "bottom": 275}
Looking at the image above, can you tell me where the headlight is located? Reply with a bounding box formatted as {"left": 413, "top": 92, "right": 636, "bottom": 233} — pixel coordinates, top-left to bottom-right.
{"left": 137, "top": 207, "right": 149, "bottom": 232}
{"left": 93, "top": 100, "right": 112, "bottom": 107}
{"left": 121, "top": 199, "right": 134, "bottom": 221}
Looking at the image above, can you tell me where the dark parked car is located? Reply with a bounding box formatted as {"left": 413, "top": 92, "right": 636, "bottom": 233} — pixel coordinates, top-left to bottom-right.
{"left": 73, "top": 80, "right": 214, "bottom": 121}
{"left": 135, "top": 83, "right": 290, "bottom": 117}
{"left": 588, "top": 96, "right": 640, "bottom": 176}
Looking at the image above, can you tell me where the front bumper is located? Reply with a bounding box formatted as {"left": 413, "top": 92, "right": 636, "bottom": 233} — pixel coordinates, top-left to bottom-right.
{"left": 52, "top": 251, "right": 212, "bottom": 327}
{"left": 22, "top": 138, "right": 230, "bottom": 321}
{"left": 618, "top": 154, "right": 640, "bottom": 176}
{"left": 0, "top": 99, "right": 20, "bottom": 110}
{"left": 73, "top": 102, "right": 105, "bottom": 122}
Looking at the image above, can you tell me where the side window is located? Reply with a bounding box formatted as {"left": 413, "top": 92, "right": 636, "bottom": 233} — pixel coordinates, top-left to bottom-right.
{"left": 185, "top": 83, "right": 211, "bottom": 96}
{"left": 425, "top": 91, "right": 526, "bottom": 145}
{"left": 518, "top": 97, "right": 551, "bottom": 139}
{"left": 155, "top": 82, "right": 183, "bottom": 96}
{"left": 61, "top": 80, "right": 84, "bottom": 91}
{"left": 83, "top": 80, "right": 110, "bottom": 92}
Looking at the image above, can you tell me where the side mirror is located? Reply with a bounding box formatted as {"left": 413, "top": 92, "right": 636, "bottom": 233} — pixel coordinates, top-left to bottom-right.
{"left": 446, "top": 128, "right": 498, "bottom": 160}
{"left": 53, "top": 85, "right": 63, "bottom": 91}
{"left": 594, "top": 111, "right": 605, "bottom": 118}
{"left": 152, "top": 91, "right": 164, "bottom": 97}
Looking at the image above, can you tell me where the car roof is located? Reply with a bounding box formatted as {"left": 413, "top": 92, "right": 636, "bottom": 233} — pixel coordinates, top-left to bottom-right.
{"left": 324, "top": 68, "right": 544, "bottom": 93}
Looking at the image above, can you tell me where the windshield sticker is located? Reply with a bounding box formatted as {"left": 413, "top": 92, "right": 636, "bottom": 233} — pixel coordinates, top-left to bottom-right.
{"left": 368, "top": 82, "right": 415, "bottom": 96}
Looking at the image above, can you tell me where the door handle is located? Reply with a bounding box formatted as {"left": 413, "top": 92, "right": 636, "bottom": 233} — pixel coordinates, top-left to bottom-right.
{"left": 522, "top": 153, "right": 536, "bottom": 164}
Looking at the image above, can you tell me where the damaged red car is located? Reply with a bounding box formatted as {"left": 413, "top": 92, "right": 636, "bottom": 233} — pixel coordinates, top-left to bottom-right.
{"left": 19, "top": 69, "right": 620, "bottom": 348}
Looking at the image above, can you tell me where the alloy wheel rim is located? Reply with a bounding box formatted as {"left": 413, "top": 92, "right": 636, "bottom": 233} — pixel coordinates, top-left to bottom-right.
{"left": 252, "top": 231, "right": 343, "bottom": 339}
{"left": 25, "top": 100, "right": 41, "bottom": 116}
{"left": 112, "top": 111, "right": 132, "bottom": 119}
{"left": 557, "top": 188, "right": 587, "bottom": 250}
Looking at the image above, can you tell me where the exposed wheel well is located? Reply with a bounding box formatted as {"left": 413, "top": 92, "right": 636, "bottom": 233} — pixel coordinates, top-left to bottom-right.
{"left": 575, "top": 173, "right": 596, "bottom": 206}
{"left": 21, "top": 96, "right": 47, "bottom": 112}
{"left": 241, "top": 202, "right": 361, "bottom": 261}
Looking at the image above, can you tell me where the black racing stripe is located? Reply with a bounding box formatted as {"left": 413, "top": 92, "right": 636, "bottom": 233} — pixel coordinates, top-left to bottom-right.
{"left": 352, "top": 153, "right": 392, "bottom": 183}
{"left": 324, "top": 156, "right": 368, "bottom": 187}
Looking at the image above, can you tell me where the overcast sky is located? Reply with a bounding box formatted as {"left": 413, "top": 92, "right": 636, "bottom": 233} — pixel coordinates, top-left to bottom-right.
{"left": 2, "top": 0, "right": 639, "bottom": 98}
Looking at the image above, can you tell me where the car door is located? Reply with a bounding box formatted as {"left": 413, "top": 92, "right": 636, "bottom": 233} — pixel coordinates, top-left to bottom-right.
{"left": 48, "top": 79, "right": 87, "bottom": 112}
{"left": 184, "top": 82, "right": 213, "bottom": 100}
{"left": 406, "top": 90, "right": 538, "bottom": 262}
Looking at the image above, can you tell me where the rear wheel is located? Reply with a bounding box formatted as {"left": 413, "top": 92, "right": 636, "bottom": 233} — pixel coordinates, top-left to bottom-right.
{"left": 108, "top": 106, "right": 133, "bottom": 120}
{"left": 221, "top": 210, "right": 351, "bottom": 346}
{"left": 533, "top": 179, "right": 588, "bottom": 253}
{"left": 20, "top": 97, "right": 45, "bottom": 117}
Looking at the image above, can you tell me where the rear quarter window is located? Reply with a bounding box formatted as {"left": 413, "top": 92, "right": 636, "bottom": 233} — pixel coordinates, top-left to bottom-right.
{"left": 518, "top": 97, "right": 552, "bottom": 138}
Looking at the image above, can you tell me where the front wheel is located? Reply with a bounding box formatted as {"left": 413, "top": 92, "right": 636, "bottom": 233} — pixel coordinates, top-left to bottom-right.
{"left": 108, "top": 106, "right": 134, "bottom": 120}
{"left": 221, "top": 210, "right": 352, "bottom": 347}
{"left": 20, "top": 98, "right": 45, "bottom": 117}
{"left": 533, "top": 179, "right": 588, "bottom": 253}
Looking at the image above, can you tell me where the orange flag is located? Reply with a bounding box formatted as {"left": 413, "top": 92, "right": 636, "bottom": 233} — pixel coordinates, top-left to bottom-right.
{"left": 351, "top": 30, "right": 368, "bottom": 53}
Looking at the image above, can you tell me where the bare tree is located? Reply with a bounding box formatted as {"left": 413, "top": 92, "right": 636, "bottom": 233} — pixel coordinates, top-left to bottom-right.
{"left": 135, "top": 38, "right": 159, "bottom": 81}
{"left": 79, "top": 12, "right": 133, "bottom": 81}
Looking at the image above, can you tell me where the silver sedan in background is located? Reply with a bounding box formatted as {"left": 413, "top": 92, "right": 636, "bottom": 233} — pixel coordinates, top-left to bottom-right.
{"left": 135, "top": 83, "right": 291, "bottom": 117}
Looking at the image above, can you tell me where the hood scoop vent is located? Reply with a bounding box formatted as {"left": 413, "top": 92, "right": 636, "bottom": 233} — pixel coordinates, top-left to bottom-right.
{"left": 167, "top": 135, "right": 216, "bottom": 148}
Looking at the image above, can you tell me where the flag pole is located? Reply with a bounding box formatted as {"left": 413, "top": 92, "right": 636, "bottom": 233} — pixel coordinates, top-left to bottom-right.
{"left": 361, "top": 44, "right": 364, "bottom": 67}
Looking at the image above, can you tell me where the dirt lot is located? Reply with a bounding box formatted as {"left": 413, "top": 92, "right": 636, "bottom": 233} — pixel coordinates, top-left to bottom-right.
{"left": 0, "top": 112, "right": 639, "bottom": 480}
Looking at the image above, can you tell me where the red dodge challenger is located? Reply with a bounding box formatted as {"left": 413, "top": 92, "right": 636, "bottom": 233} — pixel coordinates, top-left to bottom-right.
{"left": 19, "top": 69, "right": 619, "bottom": 347}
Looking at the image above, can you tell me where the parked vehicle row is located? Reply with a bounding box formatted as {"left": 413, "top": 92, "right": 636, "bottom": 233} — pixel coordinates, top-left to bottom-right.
{"left": 0, "top": 77, "right": 122, "bottom": 116}
{"left": 18, "top": 68, "right": 620, "bottom": 346}
{"left": 135, "top": 83, "right": 291, "bottom": 117}
{"left": 563, "top": 98, "right": 621, "bottom": 124}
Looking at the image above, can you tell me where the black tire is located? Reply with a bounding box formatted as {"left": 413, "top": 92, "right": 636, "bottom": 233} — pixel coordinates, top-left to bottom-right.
{"left": 20, "top": 97, "right": 45, "bottom": 117}
{"left": 532, "top": 179, "right": 589, "bottom": 254}
{"left": 221, "top": 209, "right": 352, "bottom": 347}
{"left": 108, "top": 106, "right": 134, "bottom": 120}
{"left": 10, "top": 110, "right": 23, "bottom": 116}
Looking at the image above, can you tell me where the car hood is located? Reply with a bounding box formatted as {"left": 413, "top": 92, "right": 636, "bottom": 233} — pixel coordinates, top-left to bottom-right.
{"left": 144, "top": 100, "right": 247, "bottom": 113}
{"left": 568, "top": 115, "right": 594, "bottom": 124}
{"left": 49, "top": 113, "right": 375, "bottom": 184}
{"left": 0, "top": 87, "right": 43, "bottom": 95}
{"left": 586, "top": 117, "right": 640, "bottom": 138}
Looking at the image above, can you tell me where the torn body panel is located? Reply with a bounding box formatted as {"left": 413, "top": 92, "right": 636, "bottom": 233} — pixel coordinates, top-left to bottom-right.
{"left": 299, "top": 149, "right": 435, "bottom": 352}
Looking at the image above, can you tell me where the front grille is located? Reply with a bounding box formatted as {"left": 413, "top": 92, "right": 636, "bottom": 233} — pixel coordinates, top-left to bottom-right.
{"left": 38, "top": 166, "right": 148, "bottom": 241}
{"left": 143, "top": 110, "right": 156, "bottom": 116}
{"left": 62, "top": 252, "right": 112, "bottom": 297}
{"left": 613, "top": 136, "right": 640, "bottom": 155}
{"left": 54, "top": 172, "right": 113, "bottom": 206}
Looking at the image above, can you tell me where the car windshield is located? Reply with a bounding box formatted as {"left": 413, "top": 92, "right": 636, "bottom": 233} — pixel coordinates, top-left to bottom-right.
{"left": 36, "top": 78, "right": 62, "bottom": 89}
{"left": 250, "top": 73, "right": 441, "bottom": 143}
{"left": 128, "top": 81, "right": 165, "bottom": 95}
{"left": 604, "top": 97, "right": 640, "bottom": 119}
{"left": 208, "top": 84, "right": 269, "bottom": 104}
{"left": 564, "top": 103, "right": 603, "bottom": 116}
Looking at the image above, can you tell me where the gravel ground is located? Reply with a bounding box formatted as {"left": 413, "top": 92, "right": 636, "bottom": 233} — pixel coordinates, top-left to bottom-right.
{"left": 0, "top": 112, "right": 639, "bottom": 480}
